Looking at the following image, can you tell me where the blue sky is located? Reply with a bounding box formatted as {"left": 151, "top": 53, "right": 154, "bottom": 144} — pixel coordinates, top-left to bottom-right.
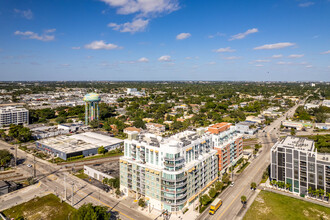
{"left": 0, "top": 0, "right": 330, "bottom": 81}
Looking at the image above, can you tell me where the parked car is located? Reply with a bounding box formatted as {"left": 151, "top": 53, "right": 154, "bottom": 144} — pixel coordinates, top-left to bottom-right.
{"left": 27, "top": 164, "right": 32, "bottom": 168}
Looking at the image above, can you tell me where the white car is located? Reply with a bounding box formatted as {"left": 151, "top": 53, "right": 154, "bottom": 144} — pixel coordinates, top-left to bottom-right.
{"left": 27, "top": 164, "right": 32, "bottom": 168}
{"left": 230, "top": 182, "right": 235, "bottom": 187}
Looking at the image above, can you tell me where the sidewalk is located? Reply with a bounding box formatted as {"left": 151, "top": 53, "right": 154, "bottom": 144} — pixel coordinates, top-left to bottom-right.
{"left": 0, "top": 182, "right": 52, "bottom": 211}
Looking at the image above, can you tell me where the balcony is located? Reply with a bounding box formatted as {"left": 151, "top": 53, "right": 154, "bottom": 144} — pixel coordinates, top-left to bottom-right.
{"left": 164, "top": 156, "right": 184, "bottom": 162}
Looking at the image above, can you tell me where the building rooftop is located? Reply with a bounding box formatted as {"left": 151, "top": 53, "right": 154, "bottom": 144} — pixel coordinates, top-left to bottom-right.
{"left": 86, "top": 162, "right": 120, "bottom": 178}
{"left": 208, "top": 122, "right": 231, "bottom": 134}
{"left": 278, "top": 136, "right": 314, "bottom": 152}
{"left": 0, "top": 106, "right": 28, "bottom": 113}
{"left": 130, "top": 129, "right": 204, "bottom": 148}
{"left": 37, "top": 132, "right": 123, "bottom": 154}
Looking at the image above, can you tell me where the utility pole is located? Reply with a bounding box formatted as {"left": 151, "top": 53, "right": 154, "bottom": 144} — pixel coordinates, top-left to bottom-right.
{"left": 15, "top": 145, "right": 17, "bottom": 167}
{"left": 71, "top": 181, "right": 74, "bottom": 206}
{"left": 64, "top": 174, "right": 67, "bottom": 201}
{"left": 33, "top": 156, "right": 36, "bottom": 178}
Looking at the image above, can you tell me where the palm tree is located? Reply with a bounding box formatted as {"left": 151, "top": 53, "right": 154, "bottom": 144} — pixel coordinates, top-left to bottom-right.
{"left": 326, "top": 192, "right": 330, "bottom": 202}
{"left": 308, "top": 187, "right": 313, "bottom": 196}
{"left": 285, "top": 183, "right": 291, "bottom": 191}
{"left": 319, "top": 189, "right": 325, "bottom": 200}
{"left": 315, "top": 189, "right": 320, "bottom": 199}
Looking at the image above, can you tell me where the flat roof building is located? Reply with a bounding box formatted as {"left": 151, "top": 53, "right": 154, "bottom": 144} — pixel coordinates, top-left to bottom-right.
{"left": 36, "top": 132, "right": 123, "bottom": 160}
{"left": 270, "top": 136, "right": 330, "bottom": 196}
{"left": 0, "top": 106, "right": 28, "bottom": 127}
{"left": 120, "top": 129, "right": 218, "bottom": 212}
{"left": 207, "top": 123, "right": 243, "bottom": 174}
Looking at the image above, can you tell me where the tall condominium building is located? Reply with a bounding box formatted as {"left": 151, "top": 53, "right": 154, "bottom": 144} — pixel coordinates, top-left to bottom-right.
{"left": 0, "top": 107, "right": 29, "bottom": 127}
{"left": 120, "top": 128, "right": 218, "bottom": 212}
{"left": 207, "top": 123, "right": 243, "bottom": 174}
{"left": 270, "top": 136, "right": 330, "bottom": 195}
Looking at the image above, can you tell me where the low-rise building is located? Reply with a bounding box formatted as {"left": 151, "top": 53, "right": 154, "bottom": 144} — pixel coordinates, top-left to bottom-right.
{"left": 235, "top": 121, "right": 258, "bottom": 135}
{"left": 246, "top": 115, "right": 266, "bottom": 124}
{"left": 0, "top": 106, "right": 29, "bottom": 127}
{"left": 36, "top": 132, "right": 123, "bottom": 160}
{"left": 84, "top": 162, "right": 119, "bottom": 182}
{"left": 207, "top": 123, "right": 243, "bottom": 174}
{"left": 270, "top": 136, "right": 330, "bottom": 195}
{"left": 120, "top": 129, "right": 218, "bottom": 212}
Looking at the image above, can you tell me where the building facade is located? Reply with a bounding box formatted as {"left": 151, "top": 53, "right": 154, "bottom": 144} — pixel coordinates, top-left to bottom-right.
{"left": 270, "top": 136, "right": 330, "bottom": 195}
{"left": 120, "top": 129, "right": 218, "bottom": 212}
{"left": 0, "top": 107, "right": 29, "bottom": 127}
{"left": 208, "top": 123, "right": 243, "bottom": 174}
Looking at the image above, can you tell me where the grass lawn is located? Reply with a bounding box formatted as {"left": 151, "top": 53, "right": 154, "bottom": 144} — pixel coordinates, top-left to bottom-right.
{"left": 3, "top": 194, "right": 77, "bottom": 220}
{"left": 74, "top": 169, "right": 89, "bottom": 179}
{"left": 243, "top": 146, "right": 252, "bottom": 150}
{"left": 244, "top": 191, "right": 330, "bottom": 220}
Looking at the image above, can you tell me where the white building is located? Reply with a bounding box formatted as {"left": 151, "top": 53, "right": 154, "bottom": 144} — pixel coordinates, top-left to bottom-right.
{"left": 120, "top": 129, "right": 218, "bottom": 212}
{"left": 0, "top": 106, "right": 29, "bottom": 127}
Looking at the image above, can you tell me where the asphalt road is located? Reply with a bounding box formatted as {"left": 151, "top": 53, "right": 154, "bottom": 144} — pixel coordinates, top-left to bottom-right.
{"left": 198, "top": 102, "right": 302, "bottom": 220}
{"left": 0, "top": 140, "right": 150, "bottom": 220}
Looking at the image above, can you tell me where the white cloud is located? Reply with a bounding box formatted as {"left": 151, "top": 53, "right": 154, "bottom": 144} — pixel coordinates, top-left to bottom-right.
{"left": 214, "top": 47, "right": 236, "bottom": 53}
{"left": 14, "top": 9, "right": 33, "bottom": 20}
{"left": 223, "top": 56, "right": 241, "bottom": 60}
{"left": 60, "top": 64, "right": 71, "bottom": 67}
{"left": 108, "top": 18, "right": 149, "bottom": 33}
{"left": 255, "top": 59, "right": 270, "bottom": 63}
{"left": 72, "top": 47, "right": 81, "bottom": 50}
{"left": 305, "top": 65, "right": 313, "bottom": 68}
{"left": 255, "top": 64, "right": 264, "bottom": 67}
{"left": 158, "top": 55, "right": 172, "bottom": 62}
{"left": 101, "top": 0, "right": 179, "bottom": 16}
{"left": 272, "top": 54, "right": 283, "bottom": 58}
{"left": 14, "top": 30, "right": 55, "bottom": 41}
{"left": 229, "top": 28, "right": 258, "bottom": 41}
{"left": 321, "top": 50, "right": 330, "bottom": 54}
{"left": 138, "top": 57, "right": 149, "bottom": 62}
{"left": 254, "top": 42, "right": 295, "bottom": 50}
{"left": 208, "top": 32, "right": 225, "bottom": 39}
{"left": 288, "top": 54, "right": 304, "bottom": 58}
{"left": 208, "top": 61, "right": 216, "bottom": 65}
{"left": 176, "top": 33, "right": 191, "bottom": 40}
{"left": 45, "top": 29, "right": 56, "bottom": 33}
{"left": 277, "top": 61, "right": 293, "bottom": 65}
{"left": 299, "top": 2, "right": 315, "bottom": 7}
{"left": 84, "top": 40, "right": 122, "bottom": 50}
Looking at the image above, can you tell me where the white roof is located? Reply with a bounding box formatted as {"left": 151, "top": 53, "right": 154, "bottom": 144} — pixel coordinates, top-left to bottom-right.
{"left": 37, "top": 132, "right": 123, "bottom": 154}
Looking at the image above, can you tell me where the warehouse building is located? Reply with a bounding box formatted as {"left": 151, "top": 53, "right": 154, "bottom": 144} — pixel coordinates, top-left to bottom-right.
{"left": 36, "top": 132, "right": 123, "bottom": 160}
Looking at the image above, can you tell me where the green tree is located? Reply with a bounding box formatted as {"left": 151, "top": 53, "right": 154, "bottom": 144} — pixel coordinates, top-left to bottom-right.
{"left": 290, "top": 128, "right": 296, "bottom": 136}
{"left": 215, "top": 181, "right": 224, "bottom": 192}
{"left": 0, "top": 150, "right": 13, "bottom": 167}
{"left": 208, "top": 187, "right": 217, "bottom": 198}
{"left": 75, "top": 203, "right": 111, "bottom": 220}
{"left": 56, "top": 117, "right": 66, "bottom": 124}
{"left": 89, "top": 120, "right": 99, "bottom": 129}
{"left": 115, "top": 188, "right": 121, "bottom": 196}
{"left": 285, "top": 183, "right": 292, "bottom": 191}
{"left": 133, "top": 119, "right": 146, "bottom": 129}
{"left": 138, "top": 198, "right": 145, "bottom": 207}
{"left": 98, "top": 146, "right": 107, "bottom": 155}
{"left": 241, "top": 195, "right": 247, "bottom": 204}
{"left": 200, "top": 194, "right": 211, "bottom": 206}
{"left": 250, "top": 182, "right": 257, "bottom": 190}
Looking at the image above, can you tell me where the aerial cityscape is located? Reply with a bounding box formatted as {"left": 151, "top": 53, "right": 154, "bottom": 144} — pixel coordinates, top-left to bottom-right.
{"left": 0, "top": 0, "right": 330, "bottom": 220}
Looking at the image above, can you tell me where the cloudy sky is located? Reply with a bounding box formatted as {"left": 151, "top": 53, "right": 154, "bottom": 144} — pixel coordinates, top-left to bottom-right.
{"left": 0, "top": 0, "right": 330, "bottom": 81}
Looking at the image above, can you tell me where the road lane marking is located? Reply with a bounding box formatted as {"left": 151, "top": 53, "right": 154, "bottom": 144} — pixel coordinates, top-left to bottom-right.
{"left": 217, "top": 139, "right": 270, "bottom": 220}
